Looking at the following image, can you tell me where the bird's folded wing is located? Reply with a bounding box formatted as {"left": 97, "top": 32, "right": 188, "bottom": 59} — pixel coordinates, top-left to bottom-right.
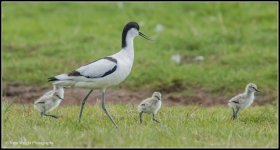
{"left": 70, "top": 57, "right": 118, "bottom": 79}
{"left": 141, "top": 101, "right": 152, "bottom": 107}
{"left": 35, "top": 91, "right": 54, "bottom": 103}
{"left": 229, "top": 94, "right": 244, "bottom": 104}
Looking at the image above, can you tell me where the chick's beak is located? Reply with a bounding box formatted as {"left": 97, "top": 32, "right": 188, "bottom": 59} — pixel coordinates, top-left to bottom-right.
{"left": 254, "top": 87, "right": 261, "bottom": 92}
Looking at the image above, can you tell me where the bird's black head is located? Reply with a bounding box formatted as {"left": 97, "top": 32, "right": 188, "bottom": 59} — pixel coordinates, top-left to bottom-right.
{"left": 123, "top": 22, "right": 140, "bottom": 32}
{"left": 122, "top": 21, "right": 151, "bottom": 48}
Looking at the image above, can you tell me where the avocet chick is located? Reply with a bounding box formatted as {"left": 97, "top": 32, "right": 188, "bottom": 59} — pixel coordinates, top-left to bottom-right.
{"left": 138, "top": 92, "right": 162, "bottom": 124}
{"left": 228, "top": 83, "right": 260, "bottom": 119}
{"left": 34, "top": 84, "right": 64, "bottom": 119}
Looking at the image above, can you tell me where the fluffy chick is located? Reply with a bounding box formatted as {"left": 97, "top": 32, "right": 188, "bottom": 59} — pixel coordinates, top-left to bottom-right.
{"left": 228, "top": 83, "right": 260, "bottom": 119}
{"left": 34, "top": 84, "right": 64, "bottom": 119}
{"left": 138, "top": 92, "right": 162, "bottom": 124}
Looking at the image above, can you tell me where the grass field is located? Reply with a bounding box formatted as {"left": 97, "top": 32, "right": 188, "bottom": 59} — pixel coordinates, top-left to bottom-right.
{"left": 2, "top": 102, "right": 278, "bottom": 148}
{"left": 2, "top": 2, "right": 278, "bottom": 95}
{"left": 1, "top": 2, "right": 279, "bottom": 148}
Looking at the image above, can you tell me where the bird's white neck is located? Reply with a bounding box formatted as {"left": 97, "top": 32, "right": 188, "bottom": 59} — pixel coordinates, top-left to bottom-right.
{"left": 52, "top": 84, "right": 64, "bottom": 93}
{"left": 245, "top": 89, "right": 254, "bottom": 98}
{"left": 122, "top": 35, "right": 135, "bottom": 60}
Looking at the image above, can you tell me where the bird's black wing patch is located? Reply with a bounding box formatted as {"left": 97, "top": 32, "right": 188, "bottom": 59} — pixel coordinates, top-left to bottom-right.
{"left": 95, "top": 65, "right": 117, "bottom": 78}
{"left": 68, "top": 70, "right": 82, "bottom": 76}
{"left": 104, "top": 57, "right": 117, "bottom": 63}
{"left": 68, "top": 56, "right": 118, "bottom": 79}
{"left": 48, "top": 77, "right": 58, "bottom": 82}
{"left": 88, "top": 57, "right": 118, "bottom": 78}
{"left": 231, "top": 101, "right": 239, "bottom": 104}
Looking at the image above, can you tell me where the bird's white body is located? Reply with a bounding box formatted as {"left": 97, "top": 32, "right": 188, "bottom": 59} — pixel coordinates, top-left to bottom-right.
{"left": 138, "top": 92, "right": 162, "bottom": 114}
{"left": 34, "top": 85, "right": 64, "bottom": 113}
{"left": 52, "top": 29, "right": 136, "bottom": 90}
{"left": 228, "top": 92, "right": 255, "bottom": 110}
{"left": 228, "top": 83, "right": 259, "bottom": 111}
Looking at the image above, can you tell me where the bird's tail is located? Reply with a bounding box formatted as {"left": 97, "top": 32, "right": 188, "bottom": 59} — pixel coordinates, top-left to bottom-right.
{"left": 48, "top": 74, "right": 76, "bottom": 88}
{"left": 48, "top": 74, "right": 72, "bottom": 82}
{"left": 48, "top": 77, "right": 58, "bottom": 82}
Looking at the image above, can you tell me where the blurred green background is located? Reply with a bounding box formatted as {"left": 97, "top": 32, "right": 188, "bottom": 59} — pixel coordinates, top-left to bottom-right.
{"left": 2, "top": 2, "right": 278, "bottom": 100}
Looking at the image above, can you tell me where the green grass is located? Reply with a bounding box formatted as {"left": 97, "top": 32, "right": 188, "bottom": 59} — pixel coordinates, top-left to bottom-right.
{"left": 2, "top": 102, "right": 278, "bottom": 148}
{"left": 2, "top": 2, "right": 278, "bottom": 96}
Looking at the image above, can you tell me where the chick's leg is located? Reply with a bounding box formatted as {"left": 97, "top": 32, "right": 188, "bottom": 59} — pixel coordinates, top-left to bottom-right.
{"left": 152, "top": 114, "right": 160, "bottom": 123}
{"left": 139, "top": 111, "right": 143, "bottom": 124}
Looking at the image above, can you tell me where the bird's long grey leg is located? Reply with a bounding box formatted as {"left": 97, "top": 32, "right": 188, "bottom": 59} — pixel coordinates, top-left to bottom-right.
{"left": 152, "top": 114, "right": 160, "bottom": 123}
{"left": 101, "top": 89, "right": 118, "bottom": 128}
{"left": 139, "top": 111, "right": 143, "bottom": 124}
{"left": 232, "top": 108, "right": 236, "bottom": 120}
{"left": 78, "top": 90, "right": 93, "bottom": 123}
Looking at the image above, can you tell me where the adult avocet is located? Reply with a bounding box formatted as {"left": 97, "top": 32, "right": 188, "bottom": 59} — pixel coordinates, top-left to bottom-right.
{"left": 48, "top": 22, "right": 151, "bottom": 128}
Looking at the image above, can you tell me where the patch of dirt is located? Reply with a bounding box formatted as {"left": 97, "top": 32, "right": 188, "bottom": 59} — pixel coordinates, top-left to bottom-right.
{"left": 1, "top": 83, "right": 277, "bottom": 107}
{"left": 157, "top": 79, "right": 187, "bottom": 93}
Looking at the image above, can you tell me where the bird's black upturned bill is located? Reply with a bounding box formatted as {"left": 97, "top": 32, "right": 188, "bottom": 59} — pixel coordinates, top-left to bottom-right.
{"left": 139, "top": 32, "right": 153, "bottom": 40}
